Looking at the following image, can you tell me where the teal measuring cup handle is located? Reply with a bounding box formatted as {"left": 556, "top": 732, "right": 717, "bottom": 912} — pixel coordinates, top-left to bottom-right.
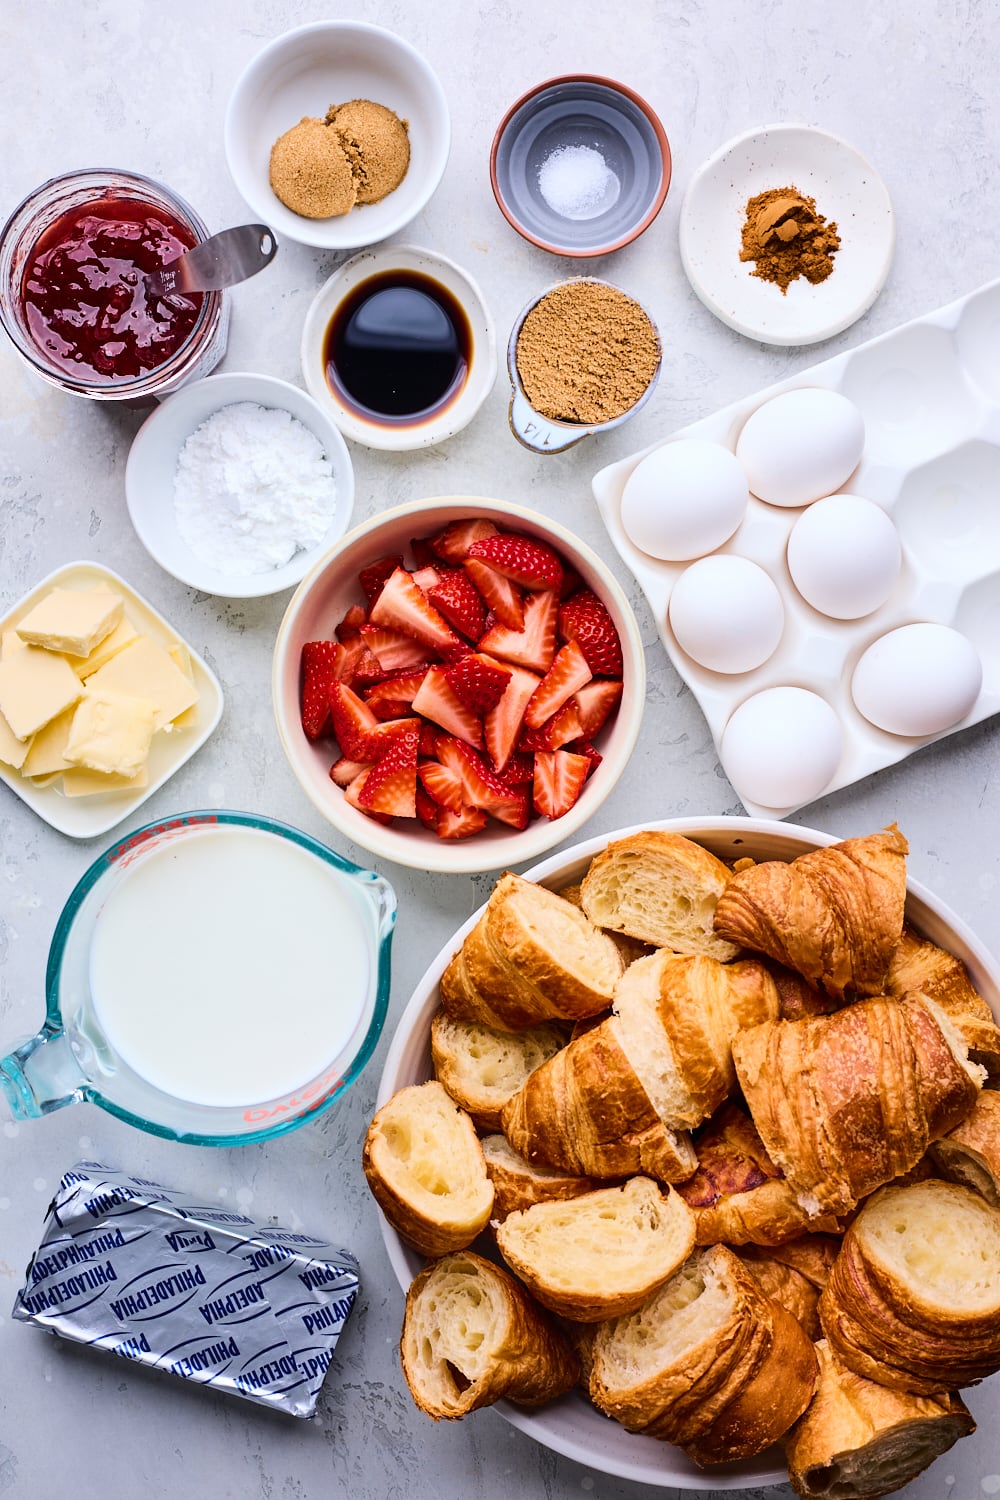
{"left": 0, "top": 1027, "right": 86, "bottom": 1119}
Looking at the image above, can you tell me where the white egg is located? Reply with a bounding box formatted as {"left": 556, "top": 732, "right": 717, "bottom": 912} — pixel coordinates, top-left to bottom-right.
{"left": 668, "top": 556, "right": 784, "bottom": 673}
{"left": 620, "top": 439, "right": 748, "bottom": 561}
{"left": 787, "top": 494, "right": 902, "bottom": 619}
{"left": 735, "top": 387, "right": 865, "bottom": 508}
{"left": 851, "top": 624, "right": 982, "bottom": 737}
{"left": 720, "top": 686, "right": 843, "bottom": 809}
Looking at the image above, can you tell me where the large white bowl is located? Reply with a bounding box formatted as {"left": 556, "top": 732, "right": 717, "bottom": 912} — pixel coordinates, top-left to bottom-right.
{"left": 375, "top": 815, "right": 1000, "bottom": 1489}
{"left": 224, "top": 21, "right": 450, "bottom": 251}
{"left": 125, "top": 372, "right": 355, "bottom": 599}
{"left": 272, "top": 497, "right": 645, "bottom": 875}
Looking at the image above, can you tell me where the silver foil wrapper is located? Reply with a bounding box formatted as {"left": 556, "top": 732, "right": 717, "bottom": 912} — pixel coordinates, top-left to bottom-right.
{"left": 12, "top": 1162, "right": 360, "bottom": 1417}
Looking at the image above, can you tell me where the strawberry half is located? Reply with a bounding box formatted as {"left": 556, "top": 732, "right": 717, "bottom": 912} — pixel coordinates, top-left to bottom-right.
{"left": 435, "top": 736, "right": 530, "bottom": 829}
{"left": 479, "top": 589, "right": 558, "bottom": 675}
{"left": 428, "top": 518, "right": 498, "bottom": 563}
{"left": 300, "top": 640, "right": 339, "bottom": 740}
{"left": 520, "top": 699, "right": 585, "bottom": 752}
{"left": 463, "top": 557, "right": 524, "bottom": 629}
{"left": 329, "top": 754, "right": 372, "bottom": 787}
{"left": 418, "top": 759, "right": 466, "bottom": 813}
{"left": 524, "top": 639, "right": 593, "bottom": 729}
{"left": 427, "top": 568, "right": 487, "bottom": 640}
{"left": 467, "top": 532, "right": 564, "bottom": 591}
{"left": 484, "top": 664, "right": 541, "bottom": 773}
{"left": 437, "top": 805, "right": 488, "bottom": 840}
{"left": 360, "top": 624, "right": 433, "bottom": 674}
{"left": 574, "top": 679, "right": 623, "bottom": 739}
{"left": 557, "top": 589, "right": 623, "bottom": 676}
{"left": 369, "top": 566, "right": 459, "bottom": 654}
{"left": 358, "top": 722, "right": 419, "bottom": 818}
{"left": 411, "top": 665, "right": 484, "bottom": 749}
{"left": 444, "top": 652, "right": 512, "bottom": 713}
{"left": 363, "top": 668, "right": 428, "bottom": 720}
{"left": 328, "top": 681, "right": 381, "bottom": 761}
{"left": 532, "top": 750, "right": 591, "bottom": 820}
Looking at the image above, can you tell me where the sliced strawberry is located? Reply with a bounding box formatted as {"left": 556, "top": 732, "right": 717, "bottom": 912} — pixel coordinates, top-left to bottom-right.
{"left": 574, "top": 679, "right": 623, "bottom": 739}
{"left": 435, "top": 737, "right": 530, "bottom": 829}
{"left": 463, "top": 557, "right": 524, "bottom": 629}
{"left": 335, "top": 604, "right": 367, "bottom": 641}
{"left": 415, "top": 784, "right": 439, "bottom": 831}
{"left": 568, "top": 738, "right": 603, "bottom": 778}
{"left": 428, "top": 518, "right": 499, "bottom": 563}
{"left": 328, "top": 681, "right": 381, "bottom": 761}
{"left": 368, "top": 714, "right": 422, "bottom": 755}
{"left": 495, "top": 749, "right": 534, "bottom": 786}
{"left": 418, "top": 759, "right": 466, "bottom": 813}
{"left": 359, "top": 554, "right": 404, "bottom": 607}
{"left": 410, "top": 535, "right": 437, "bottom": 569}
{"left": 520, "top": 699, "right": 585, "bottom": 752}
{"left": 444, "top": 652, "right": 512, "bottom": 713}
{"left": 363, "top": 668, "right": 428, "bottom": 720}
{"left": 484, "top": 664, "right": 541, "bottom": 773}
{"left": 352, "top": 648, "right": 389, "bottom": 686}
{"left": 427, "top": 568, "right": 488, "bottom": 640}
{"left": 437, "top": 805, "right": 488, "bottom": 840}
{"left": 557, "top": 590, "right": 623, "bottom": 676}
{"left": 344, "top": 766, "right": 393, "bottom": 825}
{"left": 359, "top": 624, "right": 433, "bottom": 674}
{"left": 368, "top": 566, "right": 459, "bottom": 654}
{"left": 411, "top": 665, "right": 484, "bottom": 748}
{"left": 479, "top": 589, "right": 558, "bottom": 674}
{"left": 331, "top": 636, "right": 367, "bottom": 685}
{"left": 300, "top": 641, "right": 339, "bottom": 740}
{"left": 532, "top": 750, "right": 591, "bottom": 820}
{"left": 467, "top": 532, "right": 563, "bottom": 592}
{"left": 524, "top": 639, "right": 593, "bottom": 729}
{"left": 358, "top": 723, "right": 419, "bottom": 818}
{"left": 410, "top": 564, "right": 441, "bottom": 593}
{"left": 330, "top": 755, "right": 372, "bottom": 787}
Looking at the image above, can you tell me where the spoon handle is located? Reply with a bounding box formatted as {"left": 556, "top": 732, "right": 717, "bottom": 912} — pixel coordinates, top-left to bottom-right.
{"left": 147, "top": 224, "right": 277, "bottom": 296}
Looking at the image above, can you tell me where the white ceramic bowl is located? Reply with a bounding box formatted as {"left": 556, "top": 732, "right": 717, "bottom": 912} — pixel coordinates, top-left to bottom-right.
{"left": 224, "top": 21, "right": 450, "bottom": 251}
{"left": 125, "top": 372, "right": 355, "bottom": 599}
{"left": 375, "top": 815, "right": 1000, "bottom": 1489}
{"left": 301, "top": 245, "right": 498, "bottom": 451}
{"left": 272, "top": 496, "right": 645, "bottom": 874}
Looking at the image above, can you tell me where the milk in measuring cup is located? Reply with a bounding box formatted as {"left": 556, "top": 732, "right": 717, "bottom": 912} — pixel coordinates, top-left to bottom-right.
{"left": 89, "top": 825, "right": 371, "bottom": 1108}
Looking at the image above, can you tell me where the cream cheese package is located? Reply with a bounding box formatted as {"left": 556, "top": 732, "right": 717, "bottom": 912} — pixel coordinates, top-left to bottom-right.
{"left": 12, "top": 1163, "right": 360, "bottom": 1417}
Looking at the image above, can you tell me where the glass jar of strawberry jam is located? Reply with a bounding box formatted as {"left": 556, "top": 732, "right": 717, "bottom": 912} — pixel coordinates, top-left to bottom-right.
{"left": 0, "top": 169, "right": 228, "bottom": 403}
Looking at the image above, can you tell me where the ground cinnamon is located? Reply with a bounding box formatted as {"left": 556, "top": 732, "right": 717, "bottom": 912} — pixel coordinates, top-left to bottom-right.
{"left": 739, "top": 186, "right": 841, "bottom": 294}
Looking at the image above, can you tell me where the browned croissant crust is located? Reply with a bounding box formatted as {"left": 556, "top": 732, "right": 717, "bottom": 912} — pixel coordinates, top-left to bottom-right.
{"left": 495, "top": 1176, "right": 697, "bottom": 1321}
{"left": 480, "top": 1134, "right": 602, "bottom": 1221}
{"left": 399, "top": 1250, "right": 579, "bottom": 1418}
{"left": 362, "top": 1080, "right": 493, "bottom": 1257}
{"left": 732, "top": 993, "right": 983, "bottom": 1218}
{"left": 886, "top": 923, "right": 1000, "bottom": 1080}
{"left": 930, "top": 1088, "right": 1000, "bottom": 1206}
{"left": 783, "top": 1338, "right": 975, "bottom": 1500}
{"left": 440, "top": 872, "right": 624, "bottom": 1030}
{"left": 819, "top": 1179, "right": 1000, "bottom": 1394}
{"left": 589, "top": 1243, "right": 818, "bottom": 1463}
{"left": 677, "top": 1102, "right": 845, "bottom": 1245}
{"left": 713, "top": 827, "right": 909, "bottom": 1000}
{"left": 735, "top": 1248, "right": 823, "bottom": 1339}
{"left": 500, "top": 1015, "right": 696, "bottom": 1183}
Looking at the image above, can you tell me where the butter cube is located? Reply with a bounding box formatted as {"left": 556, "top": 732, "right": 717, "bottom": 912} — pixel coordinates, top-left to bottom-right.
{"left": 21, "top": 705, "right": 77, "bottom": 778}
{"left": 16, "top": 588, "right": 124, "bottom": 658}
{"left": 62, "top": 764, "right": 150, "bottom": 798}
{"left": 87, "top": 637, "right": 198, "bottom": 731}
{"left": 0, "top": 710, "right": 31, "bottom": 770}
{"left": 75, "top": 615, "right": 139, "bottom": 679}
{"left": 64, "top": 688, "right": 156, "bottom": 777}
{"left": 0, "top": 645, "right": 82, "bottom": 740}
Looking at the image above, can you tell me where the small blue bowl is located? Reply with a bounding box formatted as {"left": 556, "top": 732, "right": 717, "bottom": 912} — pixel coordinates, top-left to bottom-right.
{"left": 490, "top": 74, "right": 671, "bottom": 258}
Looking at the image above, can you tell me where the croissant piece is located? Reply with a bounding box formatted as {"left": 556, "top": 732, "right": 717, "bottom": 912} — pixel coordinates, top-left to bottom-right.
{"left": 440, "top": 872, "right": 624, "bottom": 1030}
{"left": 399, "top": 1250, "right": 579, "bottom": 1418}
{"left": 579, "top": 830, "right": 740, "bottom": 960}
{"left": 430, "top": 1010, "right": 565, "bottom": 1131}
{"left": 677, "top": 1102, "right": 844, "bottom": 1245}
{"left": 732, "top": 993, "right": 983, "bottom": 1218}
{"left": 500, "top": 1015, "right": 696, "bottom": 1182}
{"left": 494, "top": 1176, "right": 696, "bottom": 1321}
{"left": 361, "top": 1081, "right": 493, "bottom": 1257}
{"left": 589, "top": 1243, "right": 818, "bottom": 1463}
{"left": 819, "top": 1179, "right": 1000, "bottom": 1394}
{"left": 480, "top": 1134, "right": 601, "bottom": 1221}
{"left": 558, "top": 881, "right": 653, "bottom": 965}
{"left": 713, "top": 826, "right": 909, "bottom": 1000}
{"left": 886, "top": 923, "right": 1000, "bottom": 1081}
{"left": 930, "top": 1088, "right": 1000, "bottom": 1206}
{"left": 736, "top": 1248, "right": 823, "bottom": 1339}
{"left": 784, "top": 1339, "right": 975, "bottom": 1500}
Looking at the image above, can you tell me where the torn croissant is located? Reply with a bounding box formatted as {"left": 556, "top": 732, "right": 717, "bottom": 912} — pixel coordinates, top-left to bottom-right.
{"left": 713, "top": 826, "right": 909, "bottom": 1000}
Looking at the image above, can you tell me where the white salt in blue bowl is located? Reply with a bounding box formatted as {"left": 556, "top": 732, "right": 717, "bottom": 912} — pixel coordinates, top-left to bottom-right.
{"left": 490, "top": 75, "right": 671, "bottom": 258}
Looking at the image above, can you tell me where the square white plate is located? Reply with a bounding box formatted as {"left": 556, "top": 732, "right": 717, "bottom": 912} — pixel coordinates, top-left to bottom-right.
{"left": 0, "top": 562, "right": 223, "bottom": 838}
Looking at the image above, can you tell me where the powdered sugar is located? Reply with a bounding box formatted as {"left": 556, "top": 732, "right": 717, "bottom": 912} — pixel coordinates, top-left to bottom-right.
{"left": 173, "top": 402, "right": 338, "bottom": 576}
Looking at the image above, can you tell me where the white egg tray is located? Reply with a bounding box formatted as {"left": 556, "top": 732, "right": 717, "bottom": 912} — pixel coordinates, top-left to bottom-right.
{"left": 592, "top": 277, "right": 1000, "bottom": 818}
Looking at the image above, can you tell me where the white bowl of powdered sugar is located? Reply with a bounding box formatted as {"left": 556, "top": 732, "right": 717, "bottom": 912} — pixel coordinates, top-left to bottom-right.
{"left": 125, "top": 372, "right": 355, "bottom": 598}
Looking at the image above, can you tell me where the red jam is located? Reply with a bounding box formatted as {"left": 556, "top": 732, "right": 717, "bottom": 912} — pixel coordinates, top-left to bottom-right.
{"left": 21, "top": 195, "right": 203, "bottom": 384}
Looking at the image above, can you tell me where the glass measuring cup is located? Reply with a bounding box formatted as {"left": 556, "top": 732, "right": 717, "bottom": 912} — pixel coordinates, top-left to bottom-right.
{"left": 0, "top": 810, "right": 396, "bottom": 1146}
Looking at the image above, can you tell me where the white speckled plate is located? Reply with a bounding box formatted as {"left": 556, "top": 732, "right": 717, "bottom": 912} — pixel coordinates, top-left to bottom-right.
{"left": 0, "top": 562, "right": 223, "bottom": 839}
{"left": 679, "top": 124, "right": 894, "bottom": 346}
